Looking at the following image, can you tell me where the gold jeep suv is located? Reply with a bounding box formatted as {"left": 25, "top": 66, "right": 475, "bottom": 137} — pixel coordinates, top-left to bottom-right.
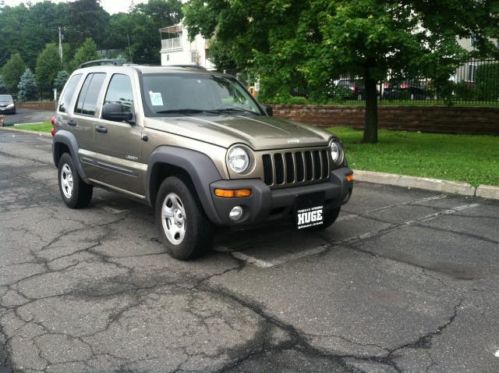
{"left": 52, "top": 63, "right": 353, "bottom": 260}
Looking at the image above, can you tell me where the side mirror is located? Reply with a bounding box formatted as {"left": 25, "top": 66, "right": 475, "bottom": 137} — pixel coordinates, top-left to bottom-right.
{"left": 264, "top": 104, "right": 273, "bottom": 117}
{"left": 102, "top": 103, "right": 134, "bottom": 123}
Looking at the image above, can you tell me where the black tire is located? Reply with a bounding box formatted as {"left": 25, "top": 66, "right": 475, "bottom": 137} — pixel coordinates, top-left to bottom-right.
{"left": 305, "top": 206, "right": 341, "bottom": 231}
{"left": 58, "top": 153, "right": 93, "bottom": 209}
{"left": 155, "top": 176, "right": 213, "bottom": 260}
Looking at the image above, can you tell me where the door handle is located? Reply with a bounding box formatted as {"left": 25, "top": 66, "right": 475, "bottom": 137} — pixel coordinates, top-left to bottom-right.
{"left": 67, "top": 120, "right": 77, "bottom": 127}
{"left": 96, "top": 125, "right": 108, "bottom": 134}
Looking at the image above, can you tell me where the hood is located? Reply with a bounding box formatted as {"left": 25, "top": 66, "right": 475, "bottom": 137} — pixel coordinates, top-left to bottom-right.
{"left": 144, "top": 115, "right": 331, "bottom": 150}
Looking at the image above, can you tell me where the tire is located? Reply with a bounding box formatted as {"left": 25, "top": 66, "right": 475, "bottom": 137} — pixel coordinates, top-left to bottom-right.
{"left": 304, "top": 206, "right": 341, "bottom": 231}
{"left": 155, "top": 176, "right": 213, "bottom": 260}
{"left": 58, "top": 153, "right": 93, "bottom": 209}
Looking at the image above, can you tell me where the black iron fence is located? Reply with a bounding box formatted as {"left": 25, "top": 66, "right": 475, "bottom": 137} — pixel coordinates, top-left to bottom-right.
{"left": 339, "top": 58, "right": 499, "bottom": 107}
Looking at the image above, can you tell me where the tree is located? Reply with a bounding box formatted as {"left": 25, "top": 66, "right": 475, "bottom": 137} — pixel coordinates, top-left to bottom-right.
{"left": 36, "top": 43, "right": 62, "bottom": 98}
{"left": 66, "top": 0, "right": 109, "bottom": 48}
{"left": 53, "top": 70, "right": 69, "bottom": 92}
{"left": 184, "top": 0, "right": 497, "bottom": 143}
{"left": 1, "top": 53, "right": 26, "bottom": 94}
{"left": 17, "top": 68, "right": 38, "bottom": 101}
{"left": 71, "top": 37, "right": 98, "bottom": 70}
{"left": 0, "top": 75, "right": 7, "bottom": 94}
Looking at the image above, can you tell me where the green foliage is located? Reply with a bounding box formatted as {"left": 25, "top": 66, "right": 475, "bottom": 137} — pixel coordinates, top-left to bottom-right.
{"left": 53, "top": 70, "right": 70, "bottom": 92}
{"left": 36, "top": 44, "right": 62, "bottom": 97}
{"left": 476, "top": 63, "right": 499, "bottom": 101}
{"left": 65, "top": 0, "right": 109, "bottom": 48}
{"left": 184, "top": 0, "right": 497, "bottom": 142}
{"left": 0, "top": 75, "right": 7, "bottom": 94}
{"left": 71, "top": 38, "right": 99, "bottom": 70}
{"left": 1, "top": 53, "right": 25, "bottom": 94}
{"left": 453, "top": 82, "right": 476, "bottom": 101}
{"left": 17, "top": 68, "right": 38, "bottom": 102}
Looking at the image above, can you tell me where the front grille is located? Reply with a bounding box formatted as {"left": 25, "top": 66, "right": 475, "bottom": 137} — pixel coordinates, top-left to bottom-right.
{"left": 262, "top": 149, "right": 330, "bottom": 188}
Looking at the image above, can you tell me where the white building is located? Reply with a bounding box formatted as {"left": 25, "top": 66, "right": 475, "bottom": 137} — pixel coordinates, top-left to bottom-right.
{"left": 160, "top": 23, "right": 216, "bottom": 70}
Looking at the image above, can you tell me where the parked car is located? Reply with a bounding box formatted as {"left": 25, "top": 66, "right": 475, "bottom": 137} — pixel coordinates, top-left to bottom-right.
{"left": 382, "top": 82, "right": 430, "bottom": 100}
{"left": 0, "top": 94, "right": 16, "bottom": 114}
{"left": 335, "top": 79, "right": 365, "bottom": 100}
{"left": 52, "top": 63, "right": 353, "bottom": 260}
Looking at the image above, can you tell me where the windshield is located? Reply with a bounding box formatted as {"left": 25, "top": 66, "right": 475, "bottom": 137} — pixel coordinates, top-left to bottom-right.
{"left": 0, "top": 95, "right": 13, "bottom": 103}
{"left": 141, "top": 73, "right": 263, "bottom": 117}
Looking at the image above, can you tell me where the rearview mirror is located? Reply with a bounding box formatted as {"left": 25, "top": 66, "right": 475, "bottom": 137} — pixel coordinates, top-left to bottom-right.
{"left": 264, "top": 104, "right": 273, "bottom": 117}
{"left": 102, "top": 103, "right": 134, "bottom": 123}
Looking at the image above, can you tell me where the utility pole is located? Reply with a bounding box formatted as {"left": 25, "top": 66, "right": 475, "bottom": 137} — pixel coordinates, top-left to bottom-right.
{"left": 58, "top": 26, "right": 64, "bottom": 64}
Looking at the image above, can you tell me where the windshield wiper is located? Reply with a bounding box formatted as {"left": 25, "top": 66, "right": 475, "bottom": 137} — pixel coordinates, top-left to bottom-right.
{"left": 214, "top": 108, "right": 260, "bottom": 115}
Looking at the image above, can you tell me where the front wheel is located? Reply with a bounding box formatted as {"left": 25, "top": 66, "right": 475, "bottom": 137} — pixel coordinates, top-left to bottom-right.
{"left": 155, "top": 176, "right": 213, "bottom": 260}
{"left": 58, "top": 153, "right": 93, "bottom": 209}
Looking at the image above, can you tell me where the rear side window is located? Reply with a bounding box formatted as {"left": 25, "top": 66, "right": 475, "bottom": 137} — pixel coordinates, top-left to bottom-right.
{"left": 103, "top": 74, "right": 134, "bottom": 113}
{"left": 58, "top": 74, "right": 81, "bottom": 113}
{"left": 75, "top": 73, "right": 106, "bottom": 116}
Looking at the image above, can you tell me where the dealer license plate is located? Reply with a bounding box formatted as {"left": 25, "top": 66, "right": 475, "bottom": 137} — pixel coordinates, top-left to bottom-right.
{"left": 295, "top": 193, "right": 324, "bottom": 230}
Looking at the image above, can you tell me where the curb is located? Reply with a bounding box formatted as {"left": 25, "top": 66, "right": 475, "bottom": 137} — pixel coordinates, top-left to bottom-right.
{"left": 353, "top": 170, "right": 499, "bottom": 201}
{"left": 0, "top": 127, "right": 52, "bottom": 138}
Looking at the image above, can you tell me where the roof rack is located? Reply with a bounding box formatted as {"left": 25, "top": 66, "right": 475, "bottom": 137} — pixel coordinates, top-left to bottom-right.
{"left": 168, "top": 64, "right": 207, "bottom": 70}
{"left": 79, "top": 59, "right": 127, "bottom": 69}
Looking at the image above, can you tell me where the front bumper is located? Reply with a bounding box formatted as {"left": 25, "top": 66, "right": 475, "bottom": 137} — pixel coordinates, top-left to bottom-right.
{"left": 209, "top": 167, "right": 353, "bottom": 226}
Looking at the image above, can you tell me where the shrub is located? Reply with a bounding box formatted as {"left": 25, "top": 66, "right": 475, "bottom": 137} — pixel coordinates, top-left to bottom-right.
{"left": 17, "top": 68, "right": 38, "bottom": 102}
{"left": 476, "top": 62, "right": 499, "bottom": 101}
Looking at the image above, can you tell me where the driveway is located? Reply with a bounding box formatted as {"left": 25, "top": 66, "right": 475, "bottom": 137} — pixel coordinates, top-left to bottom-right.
{"left": 2, "top": 109, "right": 54, "bottom": 126}
{"left": 0, "top": 130, "right": 498, "bottom": 372}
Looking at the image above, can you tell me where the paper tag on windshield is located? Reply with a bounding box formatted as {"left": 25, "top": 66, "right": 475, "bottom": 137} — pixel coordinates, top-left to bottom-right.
{"left": 149, "top": 91, "right": 164, "bottom": 106}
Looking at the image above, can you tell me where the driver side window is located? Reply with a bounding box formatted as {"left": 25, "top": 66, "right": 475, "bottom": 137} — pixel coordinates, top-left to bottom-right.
{"left": 104, "top": 74, "right": 134, "bottom": 114}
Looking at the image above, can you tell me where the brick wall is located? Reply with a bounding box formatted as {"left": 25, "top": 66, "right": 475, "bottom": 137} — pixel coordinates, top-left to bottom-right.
{"left": 17, "top": 101, "right": 56, "bottom": 111}
{"left": 271, "top": 105, "right": 499, "bottom": 136}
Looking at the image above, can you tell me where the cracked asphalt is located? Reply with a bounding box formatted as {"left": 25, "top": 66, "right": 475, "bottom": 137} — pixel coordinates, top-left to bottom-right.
{"left": 1, "top": 129, "right": 498, "bottom": 373}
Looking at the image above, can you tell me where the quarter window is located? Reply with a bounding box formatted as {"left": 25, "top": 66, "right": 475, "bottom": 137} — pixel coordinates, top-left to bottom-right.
{"left": 103, "top": 74, "right": 134, "bottom": 113}
{"left": 58, "top": 74, "right": 81, "bottom": 113}
{"left": 75, "top": 73, "right": 106, "bottom": 116}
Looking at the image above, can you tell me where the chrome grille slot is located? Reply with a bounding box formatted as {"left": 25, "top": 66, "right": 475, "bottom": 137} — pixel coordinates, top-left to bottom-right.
{"left": 261, "top": 148, "right": 330, "bottom": 188}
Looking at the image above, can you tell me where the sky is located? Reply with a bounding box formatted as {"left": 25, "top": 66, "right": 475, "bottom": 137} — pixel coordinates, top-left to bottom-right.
{"left": 3, "top": 0, "right": 148, "bottom": 14}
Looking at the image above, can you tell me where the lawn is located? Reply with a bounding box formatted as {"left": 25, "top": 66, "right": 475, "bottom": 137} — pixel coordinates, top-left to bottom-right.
{"left": 330, "top": 127, "right": 499, "bottom": 187}
{"left": 15, "top": 122, "right": 52, "bottom": 133}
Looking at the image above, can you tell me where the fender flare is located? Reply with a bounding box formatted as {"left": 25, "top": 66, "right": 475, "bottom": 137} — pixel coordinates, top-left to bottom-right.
{"left": 147, "top": 146, "right": 224, "bottom": 225}
{"left": 52, "top": 130, "right": 90, "bottom": 183}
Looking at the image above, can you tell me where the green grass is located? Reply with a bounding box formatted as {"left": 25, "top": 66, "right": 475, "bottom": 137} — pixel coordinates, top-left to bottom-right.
{"left": 330, "top": 127, "right": 499, "bottom": 187}
{"left": 15, "top": 122, "right": 52, "bottom": 133}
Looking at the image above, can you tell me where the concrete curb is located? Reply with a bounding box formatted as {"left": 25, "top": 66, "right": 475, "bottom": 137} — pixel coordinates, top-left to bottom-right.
{"left": 354, "top": 170, "right": 499, "bottom": 201}
{"left": 476, "top": 185, "right": 499, "bottom": 200}
{"left": 0, "top": 127, "right": 52, "bottom": 138}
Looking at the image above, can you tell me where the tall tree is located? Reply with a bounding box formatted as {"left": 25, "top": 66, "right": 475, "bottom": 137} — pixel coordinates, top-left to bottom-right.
{"left": 17, "top": 68, "right": 38, "bottom": 101}
{"left": 0, "top": 75, "right": 7, "bottom": 94}
{"left": 71, "top": 38, "right": 99, "bottom": 70}
{"left": 36, "top": 43, "right": 62, "bottom": 98}
{"left": 184, "top": 0, "right": 497, "bottom": 143}
{"left": 1, "top": 53, "right": 26, "bottom": 94}
{"left": 66, "top": 0, "right": 109, "bottom": 48}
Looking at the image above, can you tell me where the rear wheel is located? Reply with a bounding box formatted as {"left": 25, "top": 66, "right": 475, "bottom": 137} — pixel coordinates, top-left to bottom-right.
{"left": 155, "top": 176, "right": 213, "bottom": 260}
{"left": 58, "top": 153, "right": 93, "bottom": 209}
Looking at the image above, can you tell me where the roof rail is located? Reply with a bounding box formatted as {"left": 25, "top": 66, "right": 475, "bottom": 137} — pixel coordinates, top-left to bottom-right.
{"left": 79, "top": 59, "right": 127, "bottom": 69}
{"left": 168, "top": 64, "right": 207, "bottom": 70}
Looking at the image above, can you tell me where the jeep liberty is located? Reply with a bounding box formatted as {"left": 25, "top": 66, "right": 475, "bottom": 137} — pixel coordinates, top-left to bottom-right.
{"left": 52, "top": 64, "right": 353, "bottom": 260}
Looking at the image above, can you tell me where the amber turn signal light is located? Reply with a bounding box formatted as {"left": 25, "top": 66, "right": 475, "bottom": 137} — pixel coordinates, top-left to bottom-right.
{"left": 214, "top": 188, "right": 252, "bottom": 198}
{"left": 345, "top": 173, "right": 354, "bottom": 182}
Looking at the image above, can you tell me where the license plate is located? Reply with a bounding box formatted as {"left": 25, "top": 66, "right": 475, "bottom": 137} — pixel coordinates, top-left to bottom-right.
{"left": 295, "top": 192, "right": 325, "bottom": 230}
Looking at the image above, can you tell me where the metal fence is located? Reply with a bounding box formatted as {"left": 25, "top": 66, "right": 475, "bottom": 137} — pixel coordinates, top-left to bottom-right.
{"left": 340, "top": 58, "right": 499, "bottom": 107}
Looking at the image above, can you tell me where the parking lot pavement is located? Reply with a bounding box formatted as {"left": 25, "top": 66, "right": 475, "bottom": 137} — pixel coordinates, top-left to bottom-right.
{"left": 1, "top": 130, "right": 498, "bottom": 373}
{"left": 2, "top": 109, "right": 54, "bottom": 126}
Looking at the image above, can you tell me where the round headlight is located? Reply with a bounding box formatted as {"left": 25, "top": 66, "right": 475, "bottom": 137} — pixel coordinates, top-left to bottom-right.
{"left": 227, "top": 146, "right": 251, "bottom": 174}
{"left": 330, "top": 140, "right": 344, "bottom": 165}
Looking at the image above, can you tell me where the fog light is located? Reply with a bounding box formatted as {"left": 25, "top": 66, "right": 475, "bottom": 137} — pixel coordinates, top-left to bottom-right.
{"left": 229, "top": 206, "right": 244, "bottom": 221}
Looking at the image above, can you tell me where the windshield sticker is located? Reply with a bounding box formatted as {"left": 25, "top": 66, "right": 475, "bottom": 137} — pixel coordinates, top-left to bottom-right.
{"left": 149, "top": 91, "right": 164, "bottom": 106}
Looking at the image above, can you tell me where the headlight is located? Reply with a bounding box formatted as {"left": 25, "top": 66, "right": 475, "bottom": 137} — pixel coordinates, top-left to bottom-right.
{"left": 7, "top": 104, "right": 14, "bottom": 108}
{"left": 227, "top": 146, "right": 251, "bottom": 174}
{"left": 329, "top": 140, "right": 344, "bottom": 166}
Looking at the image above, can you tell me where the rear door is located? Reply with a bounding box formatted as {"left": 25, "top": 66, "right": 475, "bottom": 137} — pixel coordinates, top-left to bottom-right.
{"left": 71, "top": 72, "right": 107, "bottom": 181}
{"left": 89, "top": 73, "right": 145, "bottom": 197}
